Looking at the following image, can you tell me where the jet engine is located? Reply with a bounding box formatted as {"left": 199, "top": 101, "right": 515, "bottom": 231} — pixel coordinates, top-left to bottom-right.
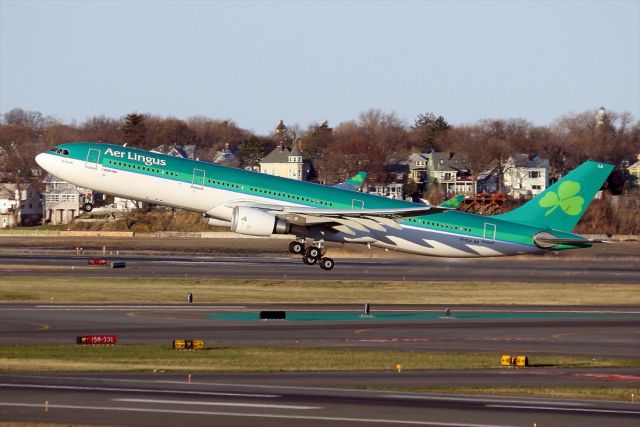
{"left": 230, "top": 206, "right": 290, "bottom": 236}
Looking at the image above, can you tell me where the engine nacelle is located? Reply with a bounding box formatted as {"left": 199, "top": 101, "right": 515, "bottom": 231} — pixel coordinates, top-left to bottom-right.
{"left": 230, "top": 206, "right": 290, "bottom": 236}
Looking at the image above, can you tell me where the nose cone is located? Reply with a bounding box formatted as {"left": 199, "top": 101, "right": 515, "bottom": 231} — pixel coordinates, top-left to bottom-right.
{"left": 35, "top": 153, "right": 46, "bottom": 169}
{"left": 35, "top": 152, "right": 53, "bottom": 173}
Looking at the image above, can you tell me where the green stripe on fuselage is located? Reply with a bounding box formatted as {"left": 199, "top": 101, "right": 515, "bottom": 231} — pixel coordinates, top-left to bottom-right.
{"left": 56, "top": 142, "right": 544, "bottom": 248}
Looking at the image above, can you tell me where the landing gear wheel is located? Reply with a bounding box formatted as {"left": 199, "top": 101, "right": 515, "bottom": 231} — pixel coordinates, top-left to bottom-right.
{"left": 305, "top": 246, "right": 321, "bottom": 259}
{"left": 82, "top": 203, "right": 93, "bottom": 212}
{"left": 289, "top": 241, "right": 305, "bottom": 255}
{"left": 303, "top": 255, "right": 318, "bottom": 265}
{"left": 318, "top": 257, "right": 335, "bottom": 271}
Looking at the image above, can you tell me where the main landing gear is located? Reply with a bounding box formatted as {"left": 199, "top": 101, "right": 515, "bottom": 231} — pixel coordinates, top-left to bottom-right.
{"left": 288, "top": 239, "right": 335, "bottom": 271}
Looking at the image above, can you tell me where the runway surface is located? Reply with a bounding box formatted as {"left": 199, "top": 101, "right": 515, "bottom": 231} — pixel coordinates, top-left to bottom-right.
{"left": 1, "top": 373, "right": 639, "bottom": 427}
{"left": 1, "top": 239, "right": 639, "bottom": 426}
{"left": 2, "top": 304, "right": 639, "bottom": 358}
{"left": 1, "top": 252, "right": 639, "bottom": 283}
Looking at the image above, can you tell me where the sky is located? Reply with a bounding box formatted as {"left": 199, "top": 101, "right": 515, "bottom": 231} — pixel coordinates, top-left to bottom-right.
{"left": 1, "top": 0, "right": 639, "bottom": 134}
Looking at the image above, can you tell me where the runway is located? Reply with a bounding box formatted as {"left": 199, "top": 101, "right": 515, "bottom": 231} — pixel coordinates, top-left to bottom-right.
{"left": 0, "top": 373, "right": 639, "bottom": 426}
{"left": 1, "top": 253, "right": 639, "bottom": 283}
{"left": 1, "top": 304, "right": 639, "bottom": 357}
{"left": 1, "top": 239, "right": 639, "bottom": 426}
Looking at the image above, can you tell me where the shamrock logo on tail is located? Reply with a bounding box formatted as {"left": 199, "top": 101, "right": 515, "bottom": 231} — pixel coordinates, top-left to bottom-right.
{"left": 538, "top": 181, "right": 584, "bottom": 216}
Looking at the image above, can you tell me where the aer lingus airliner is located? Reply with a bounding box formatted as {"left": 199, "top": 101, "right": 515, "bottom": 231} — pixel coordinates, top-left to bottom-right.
{"left": 36, "top": 142, "right": 613, "bottom": 270}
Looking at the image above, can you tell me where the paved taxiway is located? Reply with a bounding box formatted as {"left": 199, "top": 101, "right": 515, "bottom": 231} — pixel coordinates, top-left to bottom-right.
{"left": 1, "top": 373, "right": 639, "bottom": 427}
{"left": 1, "top": 304, "right": 639, "bottom": 358}
{"left": 1, "top": 253, "right": 639, "bottom": 283}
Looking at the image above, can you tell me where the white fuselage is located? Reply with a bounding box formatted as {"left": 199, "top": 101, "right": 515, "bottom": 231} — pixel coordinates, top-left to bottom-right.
{"left": 36, "top": 152, "right": 538, "bottom": 258}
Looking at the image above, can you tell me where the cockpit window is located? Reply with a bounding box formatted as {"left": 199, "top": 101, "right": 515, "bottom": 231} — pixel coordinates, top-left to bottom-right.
{"left": 49, "top": 148, "right": 69, "bottom": 155}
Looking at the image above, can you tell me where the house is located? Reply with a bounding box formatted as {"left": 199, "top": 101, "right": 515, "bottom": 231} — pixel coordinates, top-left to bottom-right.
{"left": 407, "top": 153, "right": 429, "bottom": 188}
{"left": 154, "top": 144, "right": 197, "bottom": 160}
{"left": 366, "top": 183, "right": 404, "bottom": 200}
{"left": 503, "top": 155, "right": 550, "bottom": 198}
{"left": 627, "top": 155, "right": 640, "bottom": 187}
{"left": 424, "top": 152, "right": 475, "bottom": 196}
{"left": 476, "top": 168, "right": 500, "bottom": 194}
{"left": 213, "top": 143, "right": 240, "bottom": 166}
{"left": 259, "top": 142, "right": 309, "bottom": 180}
{"left": 0, "top": 183, "right": 42, "bottom": 228}
{"left": 42, "top": 174, "right": 96, "bottom": 224}
{"left": 365, "top": 162, "right": 410, "bottom": 200}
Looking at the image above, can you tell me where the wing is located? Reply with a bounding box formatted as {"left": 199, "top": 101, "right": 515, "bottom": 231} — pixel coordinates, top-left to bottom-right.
{"left": 224, "top": 200, "right": 451, "bottom": 235}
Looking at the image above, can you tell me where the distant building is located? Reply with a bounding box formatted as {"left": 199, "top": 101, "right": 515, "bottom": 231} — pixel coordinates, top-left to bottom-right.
{"left": 259, "top": 142, "right": 309, "bottom": 180}
{"left": 627, "top": 155, "right": 640, "bottom": 188}
{"left": 154, "top": 144, "right": 197, "bottom": 160}
{"left": 365, "top": 162, "right": 409, "bottom": 200}
{"left": 41, "top": 174, "right": 95, "bottom": 225}
{"left": 407, "top": 153, "right": 429, "bottom": 187}
{"left": 424, "top": 152, "right": 475, "bottom": 196}
{"left": 0, "top": 183, "right": 42, "bottom": 228}
{"left": 366, "top": 183, "right": 404, "bottom": 200}
{"left": 476, "top": 168, "right": 500, "bottom": 194}
{"left": 213, "top": 143, "right": 240, "bottom": 166}
{"left": 503, "top": 155, "right": 550, "bottom": 198}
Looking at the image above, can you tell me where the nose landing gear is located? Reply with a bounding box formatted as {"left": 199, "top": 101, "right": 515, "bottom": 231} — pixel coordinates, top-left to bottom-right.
{"left": 289, "top": 239, "right": 335, "bottom": 271}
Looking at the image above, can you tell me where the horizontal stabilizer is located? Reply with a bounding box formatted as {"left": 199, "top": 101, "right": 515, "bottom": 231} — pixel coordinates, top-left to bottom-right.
{"left": 533, "top": 234, "right": 607, "bottom": 248}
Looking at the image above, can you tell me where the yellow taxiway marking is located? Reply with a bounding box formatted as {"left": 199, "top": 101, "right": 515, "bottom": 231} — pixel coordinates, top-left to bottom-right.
{"left": 354, "top": 329, "right": 370, "bottom": 335}
{"left": 2, "top": 319, "right": 49, "bottom": 331}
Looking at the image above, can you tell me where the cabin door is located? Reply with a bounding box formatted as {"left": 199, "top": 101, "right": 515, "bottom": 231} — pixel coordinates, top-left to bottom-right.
{"left": 352, "top": 199, "right": 364, "bottom": 209}
{"left": 482, "top": 223, "right": 496, "bottom": 243}
{"left": 85, "top": 148, "right": 101, "bottom": 170}
{"left": 192, "top": 168, "right": 205, "bottom": 189}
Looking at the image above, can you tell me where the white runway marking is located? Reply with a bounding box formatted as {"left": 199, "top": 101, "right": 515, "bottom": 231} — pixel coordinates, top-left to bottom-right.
{"left": 383, "top": 394, "right": 587, "bottom": 406}
{"left": 486, "top": 404, "right": 640, "bottom": 415}
{"left": 0, "top": 383, "right": 277, "bottom": 398}
{"left": 114, "top": 398, "right": 320, "bottom": 410}
{"left": 0, "top": 402, "right": 520, "bottom": 426}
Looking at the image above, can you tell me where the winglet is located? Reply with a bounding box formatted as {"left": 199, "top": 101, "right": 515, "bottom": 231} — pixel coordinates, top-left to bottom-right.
{"left": 334, "top": 171, "right": 368, "bottom": 191}
{"left": 438, "top": 194, "right": 464, "bottom": 209}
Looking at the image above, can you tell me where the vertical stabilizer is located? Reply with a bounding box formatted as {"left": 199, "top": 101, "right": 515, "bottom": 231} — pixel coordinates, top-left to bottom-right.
{"left": 493, "top": 160, "right": 613, "bottom": 232}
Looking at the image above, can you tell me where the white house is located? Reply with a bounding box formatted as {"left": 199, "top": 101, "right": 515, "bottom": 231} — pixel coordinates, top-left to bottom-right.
{"left": 503, "top": 155, "right": 550, "bottom": 198}
{"left": 0, "top": 183, "right": 42, "bottom": 228}
{"left": 424, "top": 152, "right": 475, "bottom": 196}
{"left": 259, "top": 142, "right": 308, "bottom": 180}
{"left": 42, "top": 174, "right": 95, "bottom": 224}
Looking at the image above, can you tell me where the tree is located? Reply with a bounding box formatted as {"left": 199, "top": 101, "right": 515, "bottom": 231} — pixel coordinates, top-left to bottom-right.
{"left": 317, "top": 136, "right": 386, "bottom": 185}
{"left": 237, "top": 135, "right": 265, "bottom": 168}
{"left": 122, "top": 113, "right": 146, "bottom": 146}
{"left": 299, "top": 120, "right": 334, "bottom": 160}
{"left": 355, "top": 109, "right": 409, "bottom": 162}
{"left": 2, "top": 108, "right": 51, "bottom": 133}
{"left": 410, "top": 112, "right": 449, "bottom": 152}
{"left": 273, "top": 120, "right": 294, "bottom": 146}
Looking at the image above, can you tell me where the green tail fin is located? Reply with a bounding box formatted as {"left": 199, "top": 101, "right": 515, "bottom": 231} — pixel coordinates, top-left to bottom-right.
{"left": 438, "top": 194, "right": 464, "bottom": 209}
{"left": 346, "top": 171, "right": 367, "bottom": 187}
{"left": 494, "top": 160, "right": 613, "bottom": 232}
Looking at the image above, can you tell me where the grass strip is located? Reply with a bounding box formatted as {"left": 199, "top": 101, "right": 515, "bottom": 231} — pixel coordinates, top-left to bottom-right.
{"left": 2, "top": 276, "right": 639, "bottom": 305}
{"left": 0, "top": 345, "right": 638, "bottom": 372}
{"left": 359, "top": 386, "right": 640, "bottom": 402}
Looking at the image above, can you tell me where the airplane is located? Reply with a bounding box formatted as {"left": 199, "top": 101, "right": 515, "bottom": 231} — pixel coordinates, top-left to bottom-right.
{"left": 36, "top": 142, "right": 613, "bottom": 271}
